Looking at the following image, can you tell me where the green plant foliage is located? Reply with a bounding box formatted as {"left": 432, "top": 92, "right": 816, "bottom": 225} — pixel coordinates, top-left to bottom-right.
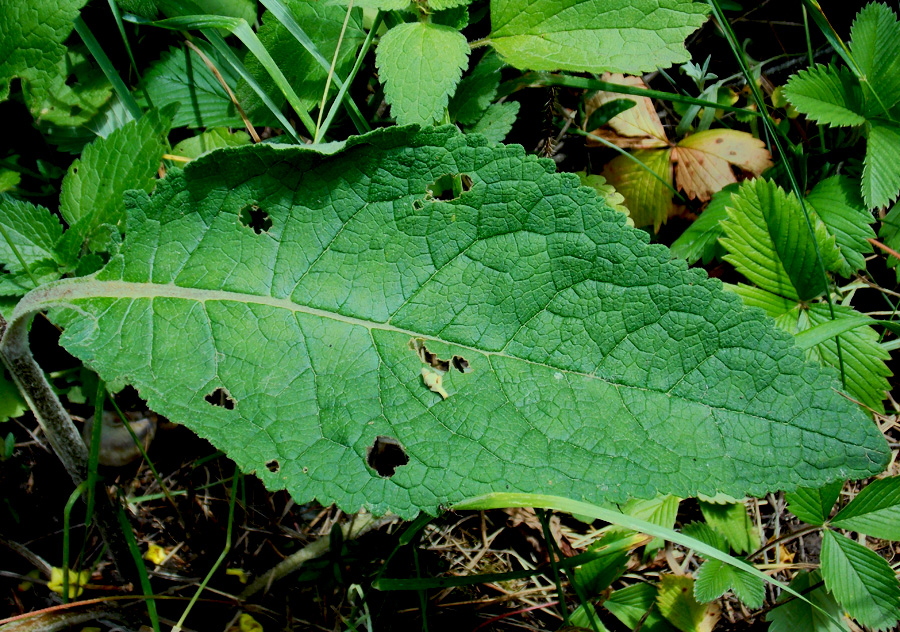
{"left": 820, "top": 529, "right": 900, "bottom": 631}
{"left": 236, "top": 0, "right": 365, "bottom": 125}
{"left": 805, "top": 175, "right": 875, "bottom": 277}
{"left": 734, "top": 285, "right": 891, "bottom": 413}
{"left": 172, "top": 128, "right": 251, "bottom": 159}
{"left": 572, "top": 530, "right": 630, "bottom": 595}
{"left": 139, "top": 44, "right": 244, "bottom": 129}
{"left": 375, "top": 22, "right": 469, "bottom": 125}
{"left": 784, "top": 3, "right": 900, "bottom": 209}
{"left": 721, "top": 178, "right": 840, "bottom": 302}
{"left": 34, "top": 48, "right": 114, "bottom": 127}
{"left": 830, "top": 476, "right": 900, "bottom": 539}
{"left": 449, "top": 51, "right": 504, "bottom": 126}
{"left": 0, "top": 199, "right": 65, "bottom": 282}
{"left": 765, "top": 570, "right": 851, "bottom": 632}
{"left": 0, "top": 0, "right": 89, "bottom": 107}
{"left": 878, "top": 201, "right": 900, "bottom": 281}
{"left": 57, "top": 107, "right": 174, "bottom": 265}
{"left": 468, "top": 101, "right": 519, "bottom": 143}
{"left": 10, "top": 127, "right": 889, "bottom": 518}
{"left": 577, "top": 173, "right": 631, "bottom": 222}
{"left": 656, "top": 575, "right": 712, "bottom": 632}
{"left": 670, "top": 183, "right": 736, "bottom": 265}
{"left": 0, "top": 372, "right": 27, "bottom": 422}
{"left": 694, "top": 557, "right": 764, "bottom": 609}
{"left": 785, "top": 480, "right": 843, "bottom": 526}
{"left": 698, "top": 500, "right": 759, "bottom": 554}
{"left": 488, "top": 0, "right": 709, "bottom": 74}
{"left": 601, "top": 148, "right": 673, "bottom": 230}
{"left": 604, "top": 582, "right": 675, "bottom": 631}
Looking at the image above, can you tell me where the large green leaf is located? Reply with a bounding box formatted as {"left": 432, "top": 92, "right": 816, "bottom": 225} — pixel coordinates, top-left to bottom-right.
{"left": 139, "top": 44, "right": 244, "bottom": 129}
{"left": 10, "top": 127, "right": 889, "bottom": 518}
{"left": 375, "top": 22, "right": 469, "bottom": 125}
{"left": 765, "top": 570, "right": 850, "bottom": 632}
{"left": 850, "top": 2, "right": 900, "bottom": 115}
{"left": 783, "top": 65, "right": 866, "bottom": 128}
{"left": 820, "top": 530, "right": 900, "bottom": 631}
{"left": 0, "top": 0, "right": 89, "bottom": 106}
{"left": 721, "top": 179, "right": 839, "bottom": 302}
{"left": 488, "top": 0, "right": 709, "bottom": 74}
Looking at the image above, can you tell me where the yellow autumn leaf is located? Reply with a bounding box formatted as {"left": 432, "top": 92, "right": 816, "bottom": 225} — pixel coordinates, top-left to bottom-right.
{"left": 48, "top": 567, "right": 91, "bottom": 599}
{"left": 673, "top": 129, "right": 773, "bottom": 201}
{"left": 585, "top": 73, "right": 668, "bottom": 148}
{"left": 601, "top": 148, "right": 674, "bottom": 230}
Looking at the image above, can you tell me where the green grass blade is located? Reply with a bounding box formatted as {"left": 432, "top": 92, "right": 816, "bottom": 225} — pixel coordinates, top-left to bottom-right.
{"left": 107, "top": 0, "right": 151, "bottom": 108}
{"left": 115, "top": 494, "right": 161, "bottom": 632}
{"left": 73, "top": 16, "right": 144, "bottom": 120}
{"left": 260, "top": 0, "right": 369, "bottom": 134}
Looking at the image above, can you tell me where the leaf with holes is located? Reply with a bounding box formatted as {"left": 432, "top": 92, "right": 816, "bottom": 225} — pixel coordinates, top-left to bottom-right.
{"left": 6, "top": 126, "right": 889, "bottom": 519}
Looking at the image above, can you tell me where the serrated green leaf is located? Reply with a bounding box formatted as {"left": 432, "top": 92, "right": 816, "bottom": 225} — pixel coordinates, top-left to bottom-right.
{"left": 670, "top": 183, "right": 737, "bottom": 265}
{"left": 694, "top": 558, "right": 764, "bottom": 609}
{"left": 831, "top": 476, "right": 900, "bottom": 540}
{"left": 33, "top": 48, "right": 113, "bottom": 127}
{"left": 682, "top": 522, "right": 727, "bottom": 553}
{"left": 573, "top": 530, "right": 630, "bottom": 596}
{"left": 172, "top": 128, "right": 251, "bottom": 159}
{"left": 0, "top": 171, "right": 20, "bottom": 194}
{"left": 57, "top": 108, "right": 174, "bottom": 264}
{"left": 657, "top": 575, "right": 717, "bottom": 632}
{"left": 698, "top": 500, "right": 759, "bottom": 555}
{"left": 878, "top": 202, "right": 900, "bottom": 281}
{"left": 863, "top": 119, "right": 900, "bottom": 209}
{"left": 577, "top": 173, "right": 631, "bottom": 222}
{"left": 783, "top": 65, "right": 865, "bottom": 127}
{"left": 766, "top": 570, "right": 851, "bottom": 632}
{"left": 139, "top": 44, "right": 244, "bottom": 129}
{"left": 821, "top": 530, "right": 900, "bottom": 631}
{"left": 786, "top": 480, "right": 843, "bottom": 526}
{"left": 601, "top": 148, "right": 673, "bottom": 230}
{"left": 0, "top": 0, "right": 89, "bottom": 107}
{"left": 488, "top": 0, "right": 709, "bottom": 74}
{"left": 721, "top": 179, "right": 838, "bottom": 302}
{"left": 0, "top": 260, "right": 64, "bottom": 297}
{"left": 237, "top": 0, "right": 365, "bottom": 125}
{"left": 449, "top": 51, "right": 504, "bottom": 126}
{"left": 376, "top": 22, "right": 469, "bottom": 125}
{"left": 468, "top": 101, "right": 519, "bottom": 144}
{"left": 605, "top": 583, "right": 676, "bottom": 632}
{"left": 850, "top": 3, "right": 900, "bottom": 115}
{"left": 0, "top": 198, "right": 64, "bottom": 274}
{"left": 805, "top": 175, "right": 875, "bottom": 277}
{"left": 12, "top": 126, "right": 890, "bottom": 519}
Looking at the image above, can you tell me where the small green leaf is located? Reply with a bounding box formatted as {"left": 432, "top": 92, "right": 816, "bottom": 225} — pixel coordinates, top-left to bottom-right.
{"left": 830, "top": 476, "right": 900, "bottom": 540}
{"left": 601, "top": 148, "right": 674, "bottom": 230}
{"left": 657, "top": 575, "right": 717, "bottom": 632}
{"left": 786, "top": 480, "right": 843, "bottom": 526}
{"left": 721, "top": 178, "right": 838, "bottom": 302}
{"left": 682, "top": 522, "right": 727, "bottom": 553}
{"left": 863, "top": 119, "right": 900, "bottom": 209}
{"left": 0, "top": 198, "right": 64, "bottom": 274}
{"left": 694, "top": 558, "right": 764, "bottom": 609}
{"left": 33, "top": 48, "right": 113, "bottom": 127}
{"left": 57, "top": 107, "right": 174, "bottom": 264}
{"left": 172, "top": 128, "right": 251, "bottom": 159}
{"left": 805, "top": 175, "right": 875, "bottom": 276}
{"left": 488, "top": 0, "right": 709, "bottom": 74}
{"left": 376, "top": 22, "right": 469, "bottom": 125}
{"left": 698, "top": 500, "right": 759, "bottom": 555}
{"left": 573, "top": 530, "right": 630, "bottom": 596}
{"left": 0, "top": 371, "right": 27, "bottom": 422}
{"left": 670, "top": 183, "right": 737, "bottom": 265}
{"left": 585, "top": 99, "right": 637, "bottom": 132}
{"left": 449, "top": 50, "right": 504, "bottom": 126}
{"left": 577, "top": 173, "right": 630, "bottom": 221}
{"left": 140, "top": 44, "right": 244, "bottom": 129}
{"left": 850, "top": 2, "right": 900, "bottom": 115}
{"left": 0, "top": 171, "right": 20, "bottom": 194}
{"left": 765, "top": 570, "right": 850, "bottom": 632}
{"left": 820, "top": 530, "right": 900, "bottom": 631}
{"left": 783, "top": 65, "right": 865, "bottom": 127}
{"left": 605, "top": 583, "right": 675, "bottom": 632}
{"left": 468, "top": 101, "right": 519, "bottom": 144}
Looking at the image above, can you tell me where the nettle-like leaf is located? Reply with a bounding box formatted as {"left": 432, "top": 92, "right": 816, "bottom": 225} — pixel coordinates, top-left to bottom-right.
{"left": 786, "top": 480, "right": 843, "bottom": 526}
{"left": 0, "top": 199, "right": 65, "bottom": 296}
{"left": 139, "top": 44, "right": 244, "bottom": 129}
{"left": 376, "top": 22, "right": 469, "bottom": 126}
{"left": 734, "top": 285, "right": 891, "bottom": 413}
{"left": 35, "top": 48, "right": 113, "bottom": 128}
{"left": 10, "top": 127, "right": 889, "bottom": 519}
{"left": 850, "top": 2, "right": 900, "bottom": 116}
{"left": 57, "top": 108, "right": 174, "bottom": 266}
{"left": 765, "top": 570, "right": 851, "bottom": 632}
{"left": 468, "top": 101, "right": 519, "bottom": 144}
{"left": 0, "top": 0, "right": 88, "bottom": 105}
{"left": 821, "top": 530, "right": 900, "bottom": 631}
{"left": 237, "top": 0, "right": 365, "bottom": 125}
{"left": 488, "top": 0, "right": 709, "bottom": 74}
{"left": 782, "top": 65, "right": 865, "bottom": 128}
{"left": 449, "top": 51, "right": 505, "bottom": 126}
